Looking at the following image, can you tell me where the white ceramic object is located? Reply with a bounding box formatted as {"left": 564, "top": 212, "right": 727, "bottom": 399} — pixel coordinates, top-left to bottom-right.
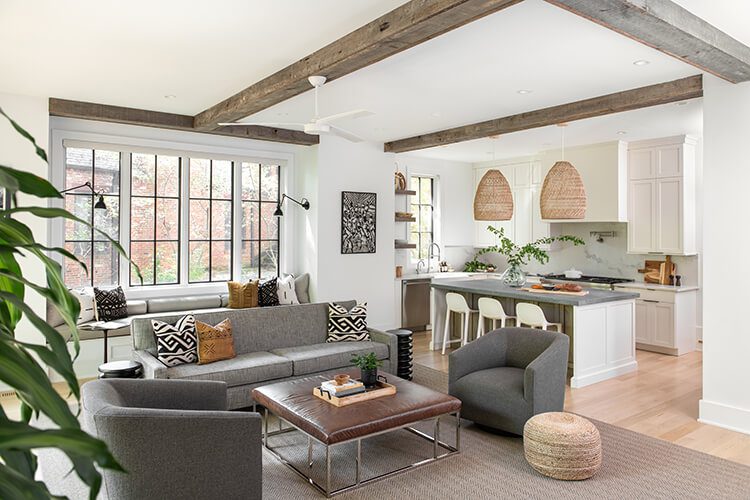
{"left": 564, "top": 268, "right": 583, "bottom": 279}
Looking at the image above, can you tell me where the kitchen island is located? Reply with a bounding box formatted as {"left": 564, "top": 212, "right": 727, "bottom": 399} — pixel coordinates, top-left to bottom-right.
{"left": 431, "top": 277, "right": 640, "bottom": 388}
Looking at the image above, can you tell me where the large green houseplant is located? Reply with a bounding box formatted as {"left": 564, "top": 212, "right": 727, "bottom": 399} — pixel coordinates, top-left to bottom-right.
{"left": 466, "top": 225, "right": 585, "bottom": 286}
{"left": 0, "top": 108, "right": 141, "bottom": 499}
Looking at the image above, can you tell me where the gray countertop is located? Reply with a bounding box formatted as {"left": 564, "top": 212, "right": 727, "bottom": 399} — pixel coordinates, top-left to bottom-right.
{"left": 431, "top": 279, "right": 640, "bottom": 306}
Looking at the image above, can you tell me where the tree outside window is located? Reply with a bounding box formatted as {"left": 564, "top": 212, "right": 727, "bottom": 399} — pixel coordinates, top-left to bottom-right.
{"left": 409, "top": 176, "right": 433, "bottom": 261}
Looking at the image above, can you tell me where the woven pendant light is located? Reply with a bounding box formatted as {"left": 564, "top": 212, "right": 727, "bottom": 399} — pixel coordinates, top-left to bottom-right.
{"left": 474, "top": 169, "right": 513, "bottom": 220}
{"left": 540, "top": 124, "right": 587, "bottom": 219}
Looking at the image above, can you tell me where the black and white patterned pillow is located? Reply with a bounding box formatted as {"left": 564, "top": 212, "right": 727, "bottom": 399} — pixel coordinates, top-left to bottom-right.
{"left": 326, "top": 302, "right": 369, "bottom": 342}
{"left": 151, "top": 314, "right": 197, "bottom": 367}
{"left": 93, "top": 286, "right": 128, "bottom": 322}
{"left": 259, "top": 278, "right": 279, "bottom": 307}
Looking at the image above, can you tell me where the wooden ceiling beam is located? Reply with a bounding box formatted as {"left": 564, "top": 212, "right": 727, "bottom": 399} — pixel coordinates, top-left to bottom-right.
{"left": 49, "top": 98, "right": 319, "bottom": 146}
{"left": 192, "top": 0, "right": 523, "bottom": 131}
{"left": 545, "top": 0, "right": 750, "bottom": 83}
{"left": 384, "top": 74, "right": 703, "bottom": 153}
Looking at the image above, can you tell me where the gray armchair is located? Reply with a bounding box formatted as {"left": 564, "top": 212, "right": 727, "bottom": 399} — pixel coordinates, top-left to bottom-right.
{"left": 449, "top": 327, "right": 569, "bottom": 435}
{"left": 81, "top": 378, "right": 262, "bottom": 499}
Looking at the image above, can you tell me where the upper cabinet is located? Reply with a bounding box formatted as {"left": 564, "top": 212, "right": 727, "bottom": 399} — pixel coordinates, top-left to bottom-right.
{"left": 627, "top": 136, "right": 697, "bottom": 256}
{"left": 538, "top": 141, "right": 628, "bottom": 223}
{"left": 473, "top": 161, "right": 549, "bottom": 248}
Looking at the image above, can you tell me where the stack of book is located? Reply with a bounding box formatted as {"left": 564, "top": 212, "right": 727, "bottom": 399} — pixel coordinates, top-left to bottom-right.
{"left": 320, "top": 379, "right": 366, "bottom": 397}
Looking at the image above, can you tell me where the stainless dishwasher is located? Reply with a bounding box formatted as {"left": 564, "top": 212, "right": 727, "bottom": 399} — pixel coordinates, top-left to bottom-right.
{"left": 401, "top": 278, "right": 431, "bottom": 331}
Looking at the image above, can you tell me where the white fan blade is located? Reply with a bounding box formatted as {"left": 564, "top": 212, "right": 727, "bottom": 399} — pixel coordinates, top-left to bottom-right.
{"left": 328, "top": 125, "right": 364, "bottom": 143}
{"left": 218, "top": 122, "right": 307, "bottom": 130}
{"left": 317, "top": 109, "right": 373, "bottom": 124}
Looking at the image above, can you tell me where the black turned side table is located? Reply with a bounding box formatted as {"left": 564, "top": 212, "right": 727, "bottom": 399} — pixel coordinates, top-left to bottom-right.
{"left": 388, "top": 329, "right": 414, "bottom": 381}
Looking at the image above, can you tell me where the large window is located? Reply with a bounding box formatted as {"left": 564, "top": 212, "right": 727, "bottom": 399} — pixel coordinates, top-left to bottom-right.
{"left": 129, "top": 153, "right": 181, "bottom": 286}
{"left": 63, "top": 147, "right": 121, "bottom": 288}
{"left": 189, "top": 159, "right": 233, "bottom": 283}
{"left": 409, "top": 176, "right": 434, "bottom": 261}
{"left": 240, "top": 162, "right": 280, "bottom": 281}
{"left": 61, "top": 141, "right": 282, "bottom": 289}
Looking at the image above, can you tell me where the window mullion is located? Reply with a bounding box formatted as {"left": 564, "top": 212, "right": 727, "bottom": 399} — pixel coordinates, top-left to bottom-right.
{"left": 180, "top": 157, "right": 190, "bottom": 285}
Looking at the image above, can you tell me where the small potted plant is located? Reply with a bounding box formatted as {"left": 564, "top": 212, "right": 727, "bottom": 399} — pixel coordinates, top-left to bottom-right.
{"left": 351, "top": 352, "right": 383, "bottom": 388}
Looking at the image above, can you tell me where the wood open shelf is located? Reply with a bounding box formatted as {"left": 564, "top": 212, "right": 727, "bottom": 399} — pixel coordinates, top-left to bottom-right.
{"left": 395, "top": 189, "right": 417, "bottom": 195}
{"left": 395, "top": 242, "right": 417, "bottom": 249}
{"left": 395, "top": 216, "right": 416, "bottom": 222}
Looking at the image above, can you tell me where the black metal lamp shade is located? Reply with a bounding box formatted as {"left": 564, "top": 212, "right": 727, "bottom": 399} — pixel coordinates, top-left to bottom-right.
{"left": 275, "top": 194, "right": 310, "bottom": 217}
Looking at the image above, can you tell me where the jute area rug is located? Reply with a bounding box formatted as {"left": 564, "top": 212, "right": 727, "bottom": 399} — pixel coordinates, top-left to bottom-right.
{"left": 263, "top": 364, "right": 750, "bottom": 499}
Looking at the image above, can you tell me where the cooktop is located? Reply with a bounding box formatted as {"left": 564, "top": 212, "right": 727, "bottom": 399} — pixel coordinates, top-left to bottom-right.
{"left": 543, "top": 274, "right": 634, "bottom": 285}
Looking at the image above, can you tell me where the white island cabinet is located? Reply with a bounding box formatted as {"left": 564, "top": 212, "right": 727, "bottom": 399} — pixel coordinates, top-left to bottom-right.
{"left": 431, "top": 277, "right": 639, "bottom": 388}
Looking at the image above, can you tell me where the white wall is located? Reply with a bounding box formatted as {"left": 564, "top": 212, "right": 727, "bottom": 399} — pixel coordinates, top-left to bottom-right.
{"left": 0, "top": 93, "right": 49, "bottom": 345}
{"left": 395, "top": 155, "right": 474, "bottom": 272}
{"left": 314, "top": 136, "right": 395, "bottom": 329}
{"left": 700, "top": 76, "right": 750, "bottom": 435}
{"left": 293, "top": 144, "right": 319, "bottom": 299}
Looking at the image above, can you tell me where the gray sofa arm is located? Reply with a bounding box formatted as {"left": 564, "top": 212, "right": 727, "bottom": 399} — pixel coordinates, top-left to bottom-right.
{"left": 369, "top": 328, "right": 398, "bottom": 373}
{"left": 94, "top": 407, "right": 262, "bottom": 500}
{"left": 90, "top": 378, "right": 228, "bottom": 411}
{"left": 449, "top": 331, "right": 508, "bottom": 387}
{"left": 524, "top": 334, "right": 569, "bottom": 411}
{"left": 132, "top": 349, "right": 167, "bottom": 379}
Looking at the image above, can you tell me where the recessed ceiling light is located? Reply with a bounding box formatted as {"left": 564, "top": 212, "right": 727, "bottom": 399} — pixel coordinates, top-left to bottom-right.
{"left": 517, "top": 89, "right": 532, "bottom": 95}
{"left": 633, "top": 60, "right": 650, "bottom": 66}
{"left": 542, "top": 142, "right": 552, "bottom": 147}
{"left": 617, "top": 130, "right": 627, "bottom": 135}
{"left": 164, "top": 94, "right": 176, "bottom": 99}
{"left": 431, "top": 112, "right": 442, "bottom": 117}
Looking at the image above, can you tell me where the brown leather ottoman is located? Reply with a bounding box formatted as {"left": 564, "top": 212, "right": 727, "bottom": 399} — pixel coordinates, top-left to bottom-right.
{"left": 252, "top": 369, "right": 461, "bottom": 497}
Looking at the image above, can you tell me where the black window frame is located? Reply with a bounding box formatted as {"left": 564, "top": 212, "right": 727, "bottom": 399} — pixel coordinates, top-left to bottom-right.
{"left": 188, "top": 158, "right": 234, "bottom": 283}
{"left": 240, "top": 162, "right": 281, "bottom": 281}
{"left": 63, "top": 147, "right": 122, "bottom": 288}
{"left": 410, "top": 176, "right": 434, "bottom": 261}
{"left": 129, "top": 153, "right": 182, "bottom": 287}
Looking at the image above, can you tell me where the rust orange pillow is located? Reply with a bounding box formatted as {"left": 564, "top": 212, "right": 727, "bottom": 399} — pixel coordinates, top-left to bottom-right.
{"left": 196, "top": 318, "right": 236, "bottom": 365}
{"left": 227, "top": 280, "right": 259, "bottom": 309}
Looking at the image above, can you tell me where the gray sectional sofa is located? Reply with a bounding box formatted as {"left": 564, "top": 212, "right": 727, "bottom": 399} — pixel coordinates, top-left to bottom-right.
{"left": 131, "top": 301, "right": 398, "bottom": 409}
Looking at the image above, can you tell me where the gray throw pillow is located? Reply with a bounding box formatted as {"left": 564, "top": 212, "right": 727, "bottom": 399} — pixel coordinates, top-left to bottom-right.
{"left": 294, "top": 273, "right": 310, "bottom": 303}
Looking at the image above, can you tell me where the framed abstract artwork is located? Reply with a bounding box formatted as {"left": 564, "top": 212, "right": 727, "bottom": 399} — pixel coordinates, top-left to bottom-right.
{"left": 341, "top": 191, "right": 377, "bottom": 254}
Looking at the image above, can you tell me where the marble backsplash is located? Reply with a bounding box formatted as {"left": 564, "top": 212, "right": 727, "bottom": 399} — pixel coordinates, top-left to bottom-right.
{"left": 477, "top": 222, "right": 701, "bottom": 287}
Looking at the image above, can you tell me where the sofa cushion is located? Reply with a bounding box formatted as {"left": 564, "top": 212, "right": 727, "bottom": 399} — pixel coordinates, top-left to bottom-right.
{"left": 270, "top": 341, "right": 388, "bottom": 376}
{"left": 152, "top": 314, "right": 198, "bottom": 367}
{"left": 147, "top": 295, "right": 222, "bottom": 314}
{"left": 165, "top": 351, "right": 292, "bottom": 387}
{"left": 258, "top": 278, "right": 279, "bottom": 307}
{"left": 94, "top": 286, "right": 128, "bottom": 321}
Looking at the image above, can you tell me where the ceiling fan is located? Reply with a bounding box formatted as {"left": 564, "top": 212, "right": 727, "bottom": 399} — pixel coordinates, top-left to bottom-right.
{"left": 219, "top": 76, "right": 372, "bottom": 142}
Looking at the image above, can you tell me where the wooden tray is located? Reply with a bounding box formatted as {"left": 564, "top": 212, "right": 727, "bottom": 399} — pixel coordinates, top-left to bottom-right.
{"left": 313, "top": 380, "right": 396, "bottom": 407}
{"left": 521, "top": 287, "right": 589, "bottom": 297}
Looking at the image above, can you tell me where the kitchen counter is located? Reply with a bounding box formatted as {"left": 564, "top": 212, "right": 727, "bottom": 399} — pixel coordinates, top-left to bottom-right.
{"left": 431, "top": 279, "right": 640, "bottom": 306}
{"left": 396, "top": 271, "right": 491, "bottom": 281}
{"left": 613, "top": 282, "right": 699, "bottom": 293}
{"left": 430, "top": 276, "right": 638, "bottom": 388}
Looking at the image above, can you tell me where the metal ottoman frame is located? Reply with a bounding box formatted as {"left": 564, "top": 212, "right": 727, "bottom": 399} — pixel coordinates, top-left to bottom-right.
{"left": 254, "top": 403, "right": 461, "bottom": 497}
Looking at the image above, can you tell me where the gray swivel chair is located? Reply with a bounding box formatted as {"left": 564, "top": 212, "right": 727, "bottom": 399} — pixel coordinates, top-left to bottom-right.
{"left": 81, "top": 378, "right": 262, "bottom": 500}
{"left": 449, "top": 327, "right": 569, "bottom": 435}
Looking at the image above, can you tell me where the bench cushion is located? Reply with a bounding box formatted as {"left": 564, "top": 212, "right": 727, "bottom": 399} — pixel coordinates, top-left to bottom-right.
{"left": 270, "top": 341, "right": 389, "bottom": 376}
{"left": 165, "top": 351, "right": 292, "bottom": 387}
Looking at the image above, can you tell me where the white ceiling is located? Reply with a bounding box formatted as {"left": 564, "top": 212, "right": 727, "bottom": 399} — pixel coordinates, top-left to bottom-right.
{"left": 403, "top": 98, "right": 702, "bottom": 163}
{"left": 0, "top": 0, "right": 407, "bottom": 113}
{"left": 1, "top": 0, "right": 746, "bottom": 162}
{"left": 244, "top": 0, "right": 699, "bottom": 147}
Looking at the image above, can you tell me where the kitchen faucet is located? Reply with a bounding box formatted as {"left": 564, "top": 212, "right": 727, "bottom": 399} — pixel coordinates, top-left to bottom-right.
{"left": 427, "top": 242, "right": 441, "bottom": 273}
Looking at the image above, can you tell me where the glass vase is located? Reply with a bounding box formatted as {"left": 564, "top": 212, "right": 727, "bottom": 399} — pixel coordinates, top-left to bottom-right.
{"left": 502, "top": 263, "right": 526, "bottom": 287}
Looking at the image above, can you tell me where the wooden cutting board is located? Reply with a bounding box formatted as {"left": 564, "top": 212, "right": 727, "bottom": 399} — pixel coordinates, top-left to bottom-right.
{"left": 521, "top": 288, "right": 589, "bottom": 297}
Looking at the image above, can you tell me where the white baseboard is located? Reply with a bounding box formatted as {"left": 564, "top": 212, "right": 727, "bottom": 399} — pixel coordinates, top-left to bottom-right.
{"left": 699, "top": 399, "right": 750, "bottom": 435}
{"left": 570, "top": 360, "right": 638, "bottom": 389}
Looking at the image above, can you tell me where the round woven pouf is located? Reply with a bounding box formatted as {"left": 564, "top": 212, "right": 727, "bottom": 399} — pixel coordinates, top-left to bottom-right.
{"left": 523, "top": 412, "right": 601, "bottom": 480}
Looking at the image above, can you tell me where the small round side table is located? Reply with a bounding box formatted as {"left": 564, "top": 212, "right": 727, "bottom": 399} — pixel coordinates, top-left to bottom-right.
{"left": 387, "top": 329, "right": 413, "bottom": 380}
{"left": 98, "top": 360, "right": 144, "bottom": 379}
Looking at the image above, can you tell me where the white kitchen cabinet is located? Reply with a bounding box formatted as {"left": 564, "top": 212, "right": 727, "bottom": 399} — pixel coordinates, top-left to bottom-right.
{"left": 627, "top": 136, "right": 697, "bottom": 255}
{"left": 473, "top": 161, "right": 548, "bottom": 248}
{"left": 615, "top": 283, "right": 698, "bottom": 356}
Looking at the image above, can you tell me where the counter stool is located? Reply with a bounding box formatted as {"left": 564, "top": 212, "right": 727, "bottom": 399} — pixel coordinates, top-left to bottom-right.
{"left": 516, "top": 303, "right": 562, "bottom": 332}
{"left": 442, "top": 292, "right": 478, "bottom": 355}
{"left": 477, "top": 297, "right": 516, "bottom": 338}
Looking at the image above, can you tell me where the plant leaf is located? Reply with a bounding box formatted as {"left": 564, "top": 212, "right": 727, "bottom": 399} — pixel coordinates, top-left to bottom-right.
{"left": 0, "top": 107, "right": 48, "bottom": 163}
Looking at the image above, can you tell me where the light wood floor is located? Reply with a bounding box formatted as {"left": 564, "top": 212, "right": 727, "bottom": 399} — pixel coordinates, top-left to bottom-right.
{"left": 413, "top": 330, "right": 750, "bottom": 467}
